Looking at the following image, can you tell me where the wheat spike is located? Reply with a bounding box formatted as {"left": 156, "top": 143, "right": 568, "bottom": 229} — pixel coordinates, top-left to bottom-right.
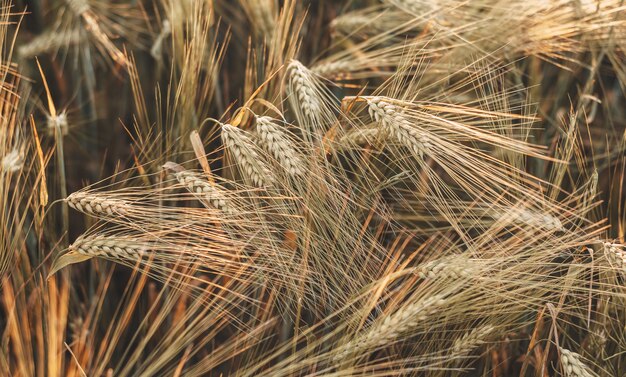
{"left": 150, "top": 19, "right": 171, "bottom": 59}
{"left": 603, "top": 242, "right": 626, "bottom": 271}
{"left": 560, "top": 347, "right": 598, "bottom": 377}
{"left": 1, "top": 149, "right": 23, "bottom": 173}
{"left": 337, "top": 127, "right": 382, "bottom": 149}
{"left": 498, "top": 208, "right": 565, "bottom": 231}
{"left": 288, "top": 60, "right": 321, "bottom": 120}
{"left": 416, "top": 258, "right": 475, "bottom": 280}
{"left": 70, "top": 234, "right": 146, "bottom": 260}
{"left": 364, "top": 96, "right": 432, "bottom": 158}
{"left": 66, "top": 0, "right": 128, "bottom": 66}
{"left": 173, "top": 169, "right": 237, "bottom": 215}
{"left": 311, "top": 60, "right": 352, "bottom": 78}
{"left": 18, "top": 30, "right": 84, "bottom": 58}
{"left": 222, "top": 124, "right": 274, "bottom": 188}
{"left": 335, "top": 294, "right": 447, "bottom": 361}
{"left": 46, "top": 112, "right": 69, "bottom": 137}
{"left": 452, "top": 325, "right": 494, "bottom": 356}
{"left": 255, "top": 116, "right": 304, "bottom": 177}
{"left": 66, "top": 191, "right": 130, "bottom": 217}
{"left": 66, "top": 0, "right": 90, "bottom": 15}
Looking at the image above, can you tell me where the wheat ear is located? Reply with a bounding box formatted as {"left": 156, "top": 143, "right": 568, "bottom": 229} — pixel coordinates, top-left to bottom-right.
{"left": 177, "top": 172, "right": 235, "bottom": 215}
{"left": 70, "top": 234, "right": 146, "bottom": 260}
{"left": 66, "top": 0, "right": 127, "bottom": 66}
{"left": 288, "top": 60, "right": 321, "bottom": 118}
{"left": 18, "top": 30, "right": 84, "bottom": 58}
{"left": 255, "top": 116, "right": 304, "bottom": 177}
{"left": 222, "top": 124, "right": 274, "bottom": 188}
{"left": 364, "top": 96, "right": 432, "bottom": 158}
{"left": 416, "top": 258, "right": 475, "bottom": 280}
{"left": 559, "top": 347, "right": 598, "bottom": 377}
{"left": 66, "top": 0, "right": 90, "bottom": 15}
{"left": 66, "top": 191, "right": 130, "bottom": 216}
{"left": 495, "top": 208, "right": 565, "bottom": 231}
{"left": 603, "top": 242, "right": 626, "bottom": 271}
{"left": 46, "top": 112, "right": 69, "bottom": 137}
{"left": 150, "top": 19, "right": 171, "bottom": 59}
{"left": 452, "top": 325, "right": 494, "bottom": 356}
{"left": 1, "top": 148, "right": 23, "bottom": 173}
{"left": 335, "top": 294, "right": 447, "bottom": 361}
{"left": 311, "top": 60, "right": 352, "bottom": 78}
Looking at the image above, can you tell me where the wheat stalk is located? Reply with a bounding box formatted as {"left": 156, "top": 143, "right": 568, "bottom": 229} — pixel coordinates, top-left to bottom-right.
{"left": 222, "top": 124, "right": 274, "bottom": 188}
{"left": 364, "top": 96, "right": 432, "bottom": 158}
{"left": 560, "top": 347, "right": 598, "bottom": 377}
{"left": 254, "top": 116, "right": 304, "bottom": 177}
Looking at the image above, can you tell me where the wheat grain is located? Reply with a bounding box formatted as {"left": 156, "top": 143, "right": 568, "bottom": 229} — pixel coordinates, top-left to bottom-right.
{"left": 222, "top": 124, "right": 274, "bottom": 188}
{"left": 560, "top": 347, "right": 598, "bottom": 377}
{"left": 70, "top": 234, "right": 146, "bottom": 260}
{"left": 364, "top": 96, "right": 432, "bottom": 158}
{"left": 66, "top": 191, "right": 130, "bottom": 216}
{"left": 255, "top": 116, "right": 304, "bottom": 177}
{"left": 451, "top": 325, "right": 494, "bottom": 356}
{"left": 1, "top": 149, "right": 23, "bottom": 173}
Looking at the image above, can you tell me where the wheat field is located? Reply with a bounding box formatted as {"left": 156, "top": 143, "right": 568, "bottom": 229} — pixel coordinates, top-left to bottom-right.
{"left": 1, "top": 0, "right": 626, "bottom": 376}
